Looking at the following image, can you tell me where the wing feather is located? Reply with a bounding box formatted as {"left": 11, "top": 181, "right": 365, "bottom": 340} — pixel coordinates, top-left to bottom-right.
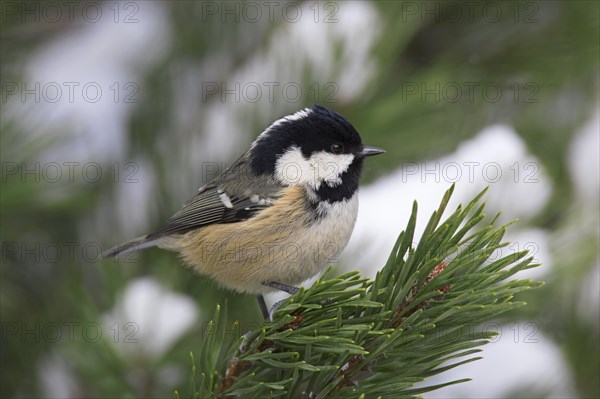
{"left": 146, "top": 157, "right": 283, "bottom": 239}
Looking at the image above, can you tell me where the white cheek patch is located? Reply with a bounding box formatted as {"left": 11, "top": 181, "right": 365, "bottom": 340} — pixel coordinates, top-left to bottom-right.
{"left": 309, "top": 151, "right": 355, "bottom": 187}
{"left": 275, "top": 147, "right": 355, "bottom": 189}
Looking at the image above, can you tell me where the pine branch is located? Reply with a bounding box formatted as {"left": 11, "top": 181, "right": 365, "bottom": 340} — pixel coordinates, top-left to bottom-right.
{"left": 175, "top": 185, "right": 542, "bottom": 399}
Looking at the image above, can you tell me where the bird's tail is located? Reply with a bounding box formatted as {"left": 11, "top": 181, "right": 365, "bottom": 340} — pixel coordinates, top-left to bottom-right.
{"left": 101, "top": 235, "right": 159, "bottom": 260}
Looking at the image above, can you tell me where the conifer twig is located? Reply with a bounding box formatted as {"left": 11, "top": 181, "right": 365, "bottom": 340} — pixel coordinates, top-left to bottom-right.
{"left": 176, "top": 185, "right": 542, "bottom": 399}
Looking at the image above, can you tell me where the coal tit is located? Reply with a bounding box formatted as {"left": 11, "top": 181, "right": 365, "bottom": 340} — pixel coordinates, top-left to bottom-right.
{"left": 102, "top": 105, "right": 384, "bottom": 318}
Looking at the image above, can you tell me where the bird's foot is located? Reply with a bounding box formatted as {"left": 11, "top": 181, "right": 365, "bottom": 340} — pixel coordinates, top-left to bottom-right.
{"left": 255, "top": 281, "right": 300, "bottom": 320}
{"left": 264, "top": 281, "right": 300, "bottom": 295}
{"left": 257, "top": 294, "right": 269, "bottom": 319}
{"left": 268, "top": 299, "right": 287, "bottom": 322}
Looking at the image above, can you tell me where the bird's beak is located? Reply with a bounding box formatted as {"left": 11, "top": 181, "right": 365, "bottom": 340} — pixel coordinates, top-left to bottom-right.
{"left": 358, "top": 145, "right": 385, "bottom": 157}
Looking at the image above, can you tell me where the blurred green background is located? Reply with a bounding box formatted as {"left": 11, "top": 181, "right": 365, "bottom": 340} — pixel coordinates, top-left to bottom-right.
{"left": 1, "top": 1, "right": 598, "bottom": 398}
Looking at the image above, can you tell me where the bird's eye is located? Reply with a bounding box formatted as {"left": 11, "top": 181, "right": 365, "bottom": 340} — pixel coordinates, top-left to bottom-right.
{"left": 331, "top": 144, "right": 344, "bottom": 154}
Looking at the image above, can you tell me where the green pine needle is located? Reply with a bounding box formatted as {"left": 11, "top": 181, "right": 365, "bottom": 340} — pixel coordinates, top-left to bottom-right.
{"left": 179, "top": 186, "right": 541, "bottom": 398}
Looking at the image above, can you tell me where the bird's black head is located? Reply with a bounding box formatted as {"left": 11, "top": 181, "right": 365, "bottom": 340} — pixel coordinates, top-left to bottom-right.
{"left": 250, "top": 105, "right": 384, "bottom": 202}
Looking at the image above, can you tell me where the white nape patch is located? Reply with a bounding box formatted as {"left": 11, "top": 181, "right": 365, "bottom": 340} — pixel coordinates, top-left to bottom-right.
{"left": 275, "top": 146, "right": 355, "bottom": 189}
{"left": 251, "top": 108, "right": 312, "bottom": 148}
{"left": 218, "top": 191, "right": 233, "bottom": 208}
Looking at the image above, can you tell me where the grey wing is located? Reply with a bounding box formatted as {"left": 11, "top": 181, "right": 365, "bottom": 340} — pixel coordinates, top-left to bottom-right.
{"left": 146, "top": 159, "right": 282, "bottom": 239}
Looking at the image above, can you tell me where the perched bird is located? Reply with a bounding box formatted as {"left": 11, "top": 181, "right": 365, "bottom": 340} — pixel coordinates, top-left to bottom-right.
{"left": 102, "top": 105, "right": 384, "bottom": 318}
